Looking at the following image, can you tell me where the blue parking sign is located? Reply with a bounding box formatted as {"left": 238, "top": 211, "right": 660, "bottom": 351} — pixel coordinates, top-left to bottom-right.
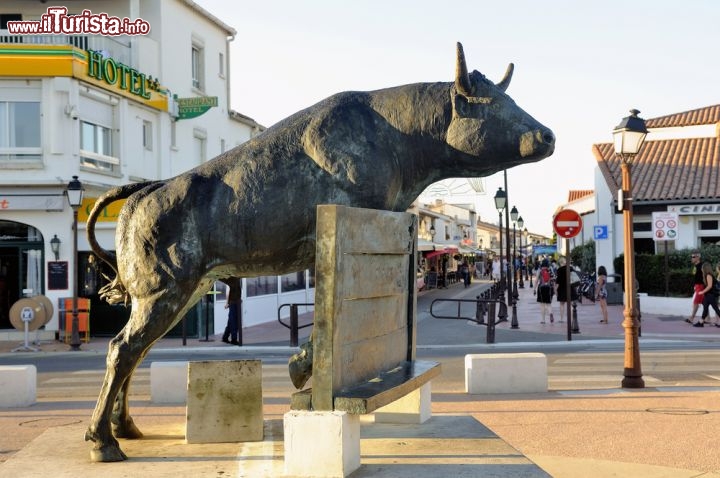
{"left": 593, "top": 225, "right": 608, "bottom": 240}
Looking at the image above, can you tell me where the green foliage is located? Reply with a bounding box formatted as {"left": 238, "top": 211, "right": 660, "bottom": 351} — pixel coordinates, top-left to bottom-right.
{"left": 613, "top": 245, "right": 720, "bottom": 297}
{"left": 570, "top": 239, "right": 596, "bottom": 273}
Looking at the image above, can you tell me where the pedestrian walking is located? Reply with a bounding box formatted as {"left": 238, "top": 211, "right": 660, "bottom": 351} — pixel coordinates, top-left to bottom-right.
{"left": 536, "top": 259, "right": 554, "bottom": 324}
{"left": 555, "top": 257, "right": 569, "bottom": 323}
{"left": 221, "top": 277, "right": 241, "bottom": 345}
{"left": 693, "top": 261, "right": 720, "bottom": 327}
{"left": 596, "top": 265, "right": 609, "bottom": 324}
{"left": 685, "top": 251, "right": 704, "bottom": 324}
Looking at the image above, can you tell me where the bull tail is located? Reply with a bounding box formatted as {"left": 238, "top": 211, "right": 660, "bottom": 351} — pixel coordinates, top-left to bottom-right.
{"left": 87, "top": 181, "right": 164, "bottom": 305}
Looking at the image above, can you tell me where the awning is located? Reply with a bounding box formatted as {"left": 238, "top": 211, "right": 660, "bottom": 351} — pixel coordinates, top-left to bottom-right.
{"left": 423, "top": 245, "right": 458, "bottom": 259}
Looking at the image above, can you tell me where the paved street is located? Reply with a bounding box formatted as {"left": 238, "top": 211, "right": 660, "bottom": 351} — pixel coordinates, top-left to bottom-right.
{"left": 1, "top": 279, "right": 720, "bottom": 476}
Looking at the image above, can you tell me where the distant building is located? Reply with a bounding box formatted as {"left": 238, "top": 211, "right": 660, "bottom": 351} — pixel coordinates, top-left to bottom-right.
{"left": 0, "top": 1, "right": 269, "bottom": 338}
{"left": 591, "top": 104, "right": 720, "bottom": 276}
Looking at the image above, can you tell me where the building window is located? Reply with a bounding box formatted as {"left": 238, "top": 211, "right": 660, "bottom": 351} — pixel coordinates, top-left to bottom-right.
{"left": 218, "top": 52, "right": 225, "bottom": 77}
{"left": 246, "top": 276, "right": 278, "bottom": 297}
{"left": 281, "top": 271, "right": 306, "bottom": 293}
{"left": 142, "top": 120, "right": 152, "bottom": 151}
{"left": 193, "top": 128, "right": 206, "bottom": 163}
{"left": 699, "top": 220, "right": 719, "bottom": 231}
{"left": 80, "top": 120, "right": 118, "bottom": 172}
{"left": 191, "top": 43, "right": 204, "bottom": 90}
{"left": 633, "top": 221, "right": 652, "bottom": 233}
{"left": 170, "top": 121, "right": 177, "bottom": 149}
{"left": 0, "top": 101, "right": 41, "bottom": 161}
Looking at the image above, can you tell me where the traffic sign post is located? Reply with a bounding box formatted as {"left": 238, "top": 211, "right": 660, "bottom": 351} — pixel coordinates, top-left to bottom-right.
{"left": 652, "top": 211, "right": 678, "bottom": 297}
{"left": 553, "top": 209, "right": 583, "bottom": 341}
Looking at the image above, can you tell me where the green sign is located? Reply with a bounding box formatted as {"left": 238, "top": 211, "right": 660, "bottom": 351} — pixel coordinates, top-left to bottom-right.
{"left": 176, "top": 96, "right": 218, "bottom": 120}
{"left": 86, "top": 49, "right": 161, "bottom": 100}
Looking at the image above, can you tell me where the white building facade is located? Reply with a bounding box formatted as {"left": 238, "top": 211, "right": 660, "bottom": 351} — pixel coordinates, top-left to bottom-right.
{"left": 0, "top": 1, "right": 277, "bottom": 339}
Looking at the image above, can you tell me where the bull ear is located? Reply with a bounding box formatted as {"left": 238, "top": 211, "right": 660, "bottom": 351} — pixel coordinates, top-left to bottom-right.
{"left": 455, "top": 42, "right": 473, "bottom": 97}
{"left": 496, "top": 63, "right": 514, "bottom": 92}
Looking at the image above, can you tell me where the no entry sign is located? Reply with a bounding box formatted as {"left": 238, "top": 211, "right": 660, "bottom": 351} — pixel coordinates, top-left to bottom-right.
{"left": 553, "top": 209, "right": 583, "bottom": 238}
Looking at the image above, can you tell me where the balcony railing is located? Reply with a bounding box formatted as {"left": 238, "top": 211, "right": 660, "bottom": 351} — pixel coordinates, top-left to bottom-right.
{"left": 0, "top": 30, "right": 131, "bottom": 65}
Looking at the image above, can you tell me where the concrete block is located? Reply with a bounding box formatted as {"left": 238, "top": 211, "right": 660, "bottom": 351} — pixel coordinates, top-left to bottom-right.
{"left": 186, "top": 360, "right": 263, "bottom": 444}
{"left": 150, "top": 361, "right": 188, "bottom": 404}
{"left": 0, "top": 365, "right": 36, "bottom": 407}
{"left": 284, "top": 410, "right": 360, "bottom": 478}
{"left": 465, "top": 353, "right": 547, "bottom": 394}
{"left": 374, "top": 381, "right": 432, "bottom": 424}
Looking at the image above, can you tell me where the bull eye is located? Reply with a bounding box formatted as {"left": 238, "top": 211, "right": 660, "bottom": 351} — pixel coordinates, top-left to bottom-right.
{"left": 466, "top": 96, "right": 492, "bottom": 105}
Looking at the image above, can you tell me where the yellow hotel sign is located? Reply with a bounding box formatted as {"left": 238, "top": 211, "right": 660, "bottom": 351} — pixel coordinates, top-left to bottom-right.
{"left": 77, "top": 197, "right": 125, "bottom": 223}
{"left": 0, "top": 44, "right": 167, "bottom": 111}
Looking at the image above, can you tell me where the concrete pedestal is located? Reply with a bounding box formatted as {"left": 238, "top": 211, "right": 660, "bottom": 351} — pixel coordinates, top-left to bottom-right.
{"left": 465, "top": 353, "right": 547, "bottom": 394}
{"left": 284, "top": 410, "right": 360, "bottom": 478}
{"left": 0, "top": 365, "right": 36, "bottom": 407}
{"left": 185, "top": 360, "right": 263, "bottom": 443}
{"left": 374, "top": 381, "right": 432, "bottom": 424}
{"left": 150, "top": 361, "right": 188, "bottom": 404}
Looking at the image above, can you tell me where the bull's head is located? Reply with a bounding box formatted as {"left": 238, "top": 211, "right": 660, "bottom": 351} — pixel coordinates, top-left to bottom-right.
{"left": 446, "top": 42, "right": 555, "bottom": 167}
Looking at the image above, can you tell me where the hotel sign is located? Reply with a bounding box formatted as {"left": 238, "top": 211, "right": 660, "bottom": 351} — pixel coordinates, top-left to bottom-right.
{"left": 86, "top": 49, "right": 162, "bottom": 100}
{"left": 176, "top": 96, "right": 218, "bottom": 120}
{"left": 667, "top": 204, "right": 720, "bottom": 215}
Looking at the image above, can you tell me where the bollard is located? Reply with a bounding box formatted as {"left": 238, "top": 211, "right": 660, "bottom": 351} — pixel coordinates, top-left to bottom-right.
{"left": 571, "top": 301, "right": 580, "bottom": 333}
{"left": 290, "top": 304, "right": 299, "bottom": 347}
{"left": 475, "top": 296, "right": 485, "bottom": 325}
{"left": 486, "top": 302, "right": 496, "bottom": 344}
{"left": 497, "top": 302, "right": 508, "bottom": 322}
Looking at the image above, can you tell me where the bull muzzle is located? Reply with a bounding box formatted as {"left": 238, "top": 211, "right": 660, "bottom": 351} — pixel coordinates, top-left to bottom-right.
{"left": 520, "top": 127, "right": 555, "bottom": 158}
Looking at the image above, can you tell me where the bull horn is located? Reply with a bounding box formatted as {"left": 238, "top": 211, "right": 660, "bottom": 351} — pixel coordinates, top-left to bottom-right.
{"left": 455, "top": 42, "right": 472, "bottom": 96}
{"left": 496, "top": 63, "right": 514, "bottom": 92}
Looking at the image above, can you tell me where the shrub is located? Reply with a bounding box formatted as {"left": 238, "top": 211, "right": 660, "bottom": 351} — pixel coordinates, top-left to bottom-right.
{"left": 613, "top": 245, "right": 720, "bottom": 297}
{"left": 570, "top": 239, "right": 596, "bottom": 273}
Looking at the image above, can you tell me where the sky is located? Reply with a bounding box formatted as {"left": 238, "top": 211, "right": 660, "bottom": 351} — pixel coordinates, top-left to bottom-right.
{"left": 196, "top": 0, "right": 720, "bottom": 236}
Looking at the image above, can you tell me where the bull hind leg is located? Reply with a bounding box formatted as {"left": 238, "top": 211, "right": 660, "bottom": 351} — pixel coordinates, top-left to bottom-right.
{"left": 85, "top": 290, "right": 196, "bottom": 462}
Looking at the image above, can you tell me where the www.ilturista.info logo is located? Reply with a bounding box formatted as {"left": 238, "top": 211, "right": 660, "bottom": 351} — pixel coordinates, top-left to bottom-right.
{"left": 6, "top": 7, "right": 150, "bottom": 36}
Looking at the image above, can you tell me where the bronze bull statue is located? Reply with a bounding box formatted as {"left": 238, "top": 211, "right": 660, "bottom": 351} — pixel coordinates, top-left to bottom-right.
{"left": 84, "top": 42, "right": 554, "bottom": 462}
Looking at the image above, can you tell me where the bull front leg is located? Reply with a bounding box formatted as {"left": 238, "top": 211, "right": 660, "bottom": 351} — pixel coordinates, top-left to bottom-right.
{"left": 288, "top": 337, "right": 313, "bottom": 389}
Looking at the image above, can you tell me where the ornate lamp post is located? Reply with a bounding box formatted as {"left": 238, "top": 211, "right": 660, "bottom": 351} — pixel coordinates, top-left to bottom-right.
{"left": 510, "top": 206, "right": 519, "bottom": 300}
{"left": 509, "top": 206, "right": 519, "bottom": 328}
{"left": 523, "top": 227, "right": 529, "bottom": 281}
{"left": 517, "top": 217, "right": 525, "bottom": 288}
{"left": 493, "top": 187, "right": 506, "bottom": 301}
{"left": 66, "top": 176, "right": 84, "bottom": 351}
{"left": 613, "top": 109, "right": 647, "bottom": 389}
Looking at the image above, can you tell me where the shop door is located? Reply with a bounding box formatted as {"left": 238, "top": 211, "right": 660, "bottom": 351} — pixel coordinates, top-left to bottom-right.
{"left": 0, "top": 221, "right": 44, "bottom": 329}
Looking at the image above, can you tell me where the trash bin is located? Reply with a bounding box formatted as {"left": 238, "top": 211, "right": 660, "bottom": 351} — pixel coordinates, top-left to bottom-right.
{"left": 606, "top": 274, "right": 623, "bottom": 305}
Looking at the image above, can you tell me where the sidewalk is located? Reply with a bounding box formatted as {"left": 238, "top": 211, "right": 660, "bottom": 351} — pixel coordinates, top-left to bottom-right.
{"left": 3, "top": 277, "right": 716, "bottom": 355}
{"left": 2, "top": 280, "right": 720, "bottom": 477}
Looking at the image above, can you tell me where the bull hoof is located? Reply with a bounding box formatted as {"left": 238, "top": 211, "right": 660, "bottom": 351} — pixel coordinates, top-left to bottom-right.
{"left": 288, "top": 340, "right": 313, "bottom": 389}
{"left": 112, "top": 418, "right": 144, "bottom": 439}
{"left": 90, "top": 444, "right": 128, "bottom": 462}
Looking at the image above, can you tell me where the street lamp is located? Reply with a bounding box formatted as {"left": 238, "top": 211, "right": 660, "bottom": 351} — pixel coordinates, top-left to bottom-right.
{"left": 517, "top": 217, "right": 524, "bottom": 288}
{"left": 50, "top": 235, "right": 61, "bottom": 261}
{"left": 613, "top": 109, "right": 647, "bottom": 389}
{"left": 66, "top": 176, "right": 84, "bottom": 351}
{"left": 509, "top": 206, "right": 519, "bottom": 328}
{"left": 523, "top": 227, "right": 529, "bottom": 281}
{"left": 493, "top": 187, "right": 506, "bottom": 301}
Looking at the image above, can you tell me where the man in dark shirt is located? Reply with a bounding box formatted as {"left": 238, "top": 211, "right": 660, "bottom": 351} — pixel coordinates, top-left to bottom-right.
{"left": 686, "top": 251, "right": 704, "bottom": 324}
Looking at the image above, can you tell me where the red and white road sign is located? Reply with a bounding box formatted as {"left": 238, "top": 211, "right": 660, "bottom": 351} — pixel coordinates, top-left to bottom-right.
{"left": 553, "top": 209, "right": 583, "bottom": 238}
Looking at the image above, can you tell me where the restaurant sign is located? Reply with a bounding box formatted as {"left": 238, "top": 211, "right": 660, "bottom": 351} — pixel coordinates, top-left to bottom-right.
{"left": 176, "top": 96, "right": 218, "bottom": 120}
